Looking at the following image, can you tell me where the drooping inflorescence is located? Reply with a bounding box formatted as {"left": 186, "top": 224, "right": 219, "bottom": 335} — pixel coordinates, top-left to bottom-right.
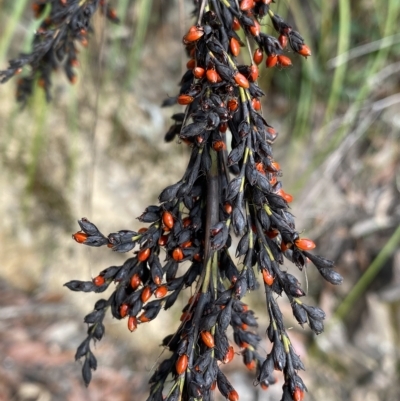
{"left": 0, "top": 0, "right": 119, "bottom": 103}
{"left": 62, "top": 1, "right": 343, "bottom": 401}
{"left": 0, "top": 0, "right": 343, "bottom": 400}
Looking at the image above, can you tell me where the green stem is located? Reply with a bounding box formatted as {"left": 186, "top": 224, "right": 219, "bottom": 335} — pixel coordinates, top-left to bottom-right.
{"left": 0, "top": 0, "right": 30, "bottom": 61}
{"left": 126, "top": 0, "right": 153, "bottom": 85}
{"left": 335, "top": 223, "right": 400, "bottom": 320}
{"left": 321, "top": 0, "right": 351, "bottom": 127}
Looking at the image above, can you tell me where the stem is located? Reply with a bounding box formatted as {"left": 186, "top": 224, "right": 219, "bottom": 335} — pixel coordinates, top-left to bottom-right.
{"left": 204, "top": 148, "right": 220, "bottom": 265}
{"left": 197, "top": 0, "right": 208, "bottom": 25}
{"left": 200, "top": 147, "right": 220, "bottom": 291}
{"left": 334, "top": 223, "right": 400, "bottom": 320}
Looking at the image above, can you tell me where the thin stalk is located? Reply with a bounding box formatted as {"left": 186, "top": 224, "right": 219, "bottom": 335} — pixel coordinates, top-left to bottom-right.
{"left": 203, "top": 148, "right": 220, "bottom": 272}
{"left": 126, "top": 0, "right": 153, "bottom": 85}
{"left": 66, "top": 84, "right": 79, "bottom": 188}
{"left": 211, "top": 251, "right": 218, "bottom": 300}
{"left": 0, "top": 0, "right": 30, "bottom": 61}
{"left": 335, "top": 223, "right": 400, "bottom": 321}
{"left": 25, "top": 89, "right": 48, "bottom": 194}
{"left": 321, "top": 0, "right": 351, "bottom": 128}
{"left": 320, "top": 0, "right": 398, "bottom": 160}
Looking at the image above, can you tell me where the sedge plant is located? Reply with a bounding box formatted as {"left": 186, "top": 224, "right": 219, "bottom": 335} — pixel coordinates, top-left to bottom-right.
{"left": 0, "top": 1, "right": 343, "bottom": 400}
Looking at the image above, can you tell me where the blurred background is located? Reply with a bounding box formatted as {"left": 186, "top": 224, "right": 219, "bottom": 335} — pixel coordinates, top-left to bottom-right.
{"left": 0, "top": 0, "right": 400, "bottom": 400}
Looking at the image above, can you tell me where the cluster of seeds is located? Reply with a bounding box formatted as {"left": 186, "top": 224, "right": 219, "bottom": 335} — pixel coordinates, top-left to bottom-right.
{"left": 0, "top": 0, "right": 118, "bottom": 103}
{"left": 64, "top": 1, "right": 343, "bottom": 400}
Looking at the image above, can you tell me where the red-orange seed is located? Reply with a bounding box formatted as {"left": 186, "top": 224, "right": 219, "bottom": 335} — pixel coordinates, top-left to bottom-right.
{"left": 271, "top": 161, "right": 280, "bottom": 171}
{"left": 206, "top": 69, "right": 218, "bottom": 83}
{"left": 138, "top": 313, "right": 151, "bottom": 322}
{"left": 224, "top": 202, "right": 233, "bottom": 214}
{"left": 177, "top": 94, "right": 194, "bottom": 105}
{"left": 214, "top": 138, "right": 226, "bottom": 150}
{"left": 186, "top": 58, "right": 195, "bottom": 69}
{"left": 138, "top": 248, "right": 151, "bottom": 262}
{"left": 127, "top": 316, "right": 137, "bottom": 332}
{"left": 93, "top": 275, "right": 105, "bottom": 286}
{"left": 158, "top": 235, "right": 168, "bottom": 247}
{"left": 223, "top": 345, "right": 235, "bottom": 363}
{"left": 72, "top": 232, "right": 88, "bottom": 243}
{"left": 193, "top": 67, "right": 205, "bottom": 79}
{"left": 228, "top": 98, "right": 239, "bottom": 111}
{"left": 277, "top": 54, "right": 292, "bottom": 67}
{"left": 120, "top": 304, "right": 129, "bottom": 318}
{"left": 249, "top": 19, "right": 260, "bottom": 37}
{"left": 266, "top": 54, "right": 278, "bottom": 68}
{"left": 281, "top": 242, "right": 290, "bottom": 252}
{"left": 298, "top": 44, "right": 312, "bottom": 57}
{"left": 194, "top": 253, "right": 202, "bottom": 262}
{"left": 219, "top": 122, "right": 228, "bottom": 133}
{"left": 181, "top": 240, "right": 192, "bottom": 248}
{"left": 248, "top": 65, "right": 259, "bottom": 82}
{"left": 172, "top": 247, "right": 184, "bottom": 261}
{"left": 228, "top": 389, "right": 239, "bottom": 401}
{"left": 262, "top": 269, "right": 274, "bottom": 286}
{"left": 270, "top": 176, "right": 277, "bottom": 185}
{"left": 295, "top": 238, "right": 316, "bottom": 251}
{"left": 138, "top": 227, "right": 147, "bottom": 233}
{"left": 230, "top": 37, "right": 241, "bottom": 56}
{"left": 276, "top": 188, "right": 293, "bottom": 203}
{"left": 234, "top": 72, "right": 249, "bottom": 88}
{"left": 293, "top": 387, "right": 305, "bottom": 401}
{"left": 246, "top": 360, "right": 256, "bottom": 370}
{"left": 184, "top": 26, "right": 204, "bottom": 43}
{"left": 140, "top": 313, "right": 151, "bottom": 324}
{"left": 182, "top": 217, "right": 191, "bottom": 227}
{"left": 155, "top": 285, "right": 168, "bottom": 298}
{"left": 266, "top": 229, "right": 279, "bottom": 239}
{"left": 130, "top": 273, "right": 141, "bottom": 290}
{"left": 176, "top": 354, "right": 188, "bottom": 375}
{"left": 278, "top": 34, "right": 288, "bottom": 49}
{"left": 240, "top": 0, "right": 254, "bottom": 11}
{"left": 267, "top": 126, "right": 277, "bottom": 138}
{"left": 253, "top": 48, "right": 263, "bottom": 65}
{"left": 232, "top": 18, "right": 240, "bottom": 31}
{"left": 162, "top": 211, "right": 174, "bottom": 229}
{"left": 252, "top": 98, "right": 261, "bottom": 111}
{"left": 141, "top": 286, "right": 152, "bottom": 302}
{"left": 255, "top": 162, "right": 264, "bottom": 173}
{"left": 200, "top": 331, "right": 215, "bottom": 348}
